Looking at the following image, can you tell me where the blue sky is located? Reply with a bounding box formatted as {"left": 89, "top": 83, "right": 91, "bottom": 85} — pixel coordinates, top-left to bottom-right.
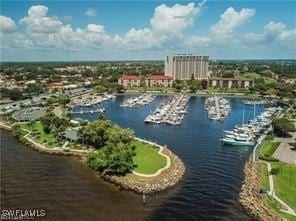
{"left": 0, "top": 1, "right": 295, "bottom": 61}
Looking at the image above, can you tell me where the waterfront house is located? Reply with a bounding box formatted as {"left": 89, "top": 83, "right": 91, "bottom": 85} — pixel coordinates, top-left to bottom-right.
{"left": 208, "top": 77, "right": 254, "bottom": 89}
{"left": 118, "top": 75, "right": 142, "bottom": 87}
{"left": 145, "top": 75, "right": 173, "bottom": 87}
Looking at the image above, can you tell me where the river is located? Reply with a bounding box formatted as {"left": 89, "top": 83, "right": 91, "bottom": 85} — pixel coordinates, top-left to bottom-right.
{"left": 1, "top": 96, "right": 264, "bottom": 220}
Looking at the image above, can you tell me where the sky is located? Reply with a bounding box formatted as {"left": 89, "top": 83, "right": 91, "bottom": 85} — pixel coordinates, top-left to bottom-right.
{"left": 0, "top": 0, "right": 295, "bottom": 61}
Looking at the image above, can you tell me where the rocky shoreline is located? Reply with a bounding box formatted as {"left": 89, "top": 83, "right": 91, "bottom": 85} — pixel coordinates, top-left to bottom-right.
{"left": 101, "top": 147, "right": 185, "bottom": 194}
{"left": 1, "top": 123, "right": 185, "bottom": 194}
{"left": 239, "top": 157, "right": 281, "bottom": 221}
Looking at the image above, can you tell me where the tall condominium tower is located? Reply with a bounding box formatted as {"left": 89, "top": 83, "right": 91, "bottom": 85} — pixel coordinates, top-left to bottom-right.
{"left": 165, "top": 54, "right": 209, "bottom": 80}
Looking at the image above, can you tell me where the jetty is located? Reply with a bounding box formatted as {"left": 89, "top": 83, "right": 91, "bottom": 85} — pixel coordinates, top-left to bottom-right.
{"left": 69, "top": 108, "right": 105, "bottom": 114}
{"left": 121, "top": 94, "right": 156, "bottom": 107}
{"left": 205, "top": 96, "right": 230, "bottom": 121}
{"left": 145, "top": 94, "right": 190, "bottom": 125}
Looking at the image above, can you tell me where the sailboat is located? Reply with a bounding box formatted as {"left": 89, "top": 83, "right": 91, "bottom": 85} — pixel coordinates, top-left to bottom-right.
{"left": 221, "top": 104, "right": 255, "bottom": 146}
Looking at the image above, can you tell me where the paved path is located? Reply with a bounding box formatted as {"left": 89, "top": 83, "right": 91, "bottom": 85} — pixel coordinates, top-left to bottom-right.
{"left": 273, "top": 132, "right": 296, "bottom": 164}
{"left": 62, "top": 141, "right": 69, "bottom": 149}
{"left": 0, "top": 121, "right": 11, "bottom": 130}
{"left": 53, "top": 106, "right": 63, "bottom": 118}
{"left": 261, "top": 160, "right": 296, "bottom": 216}
{"left": 132, "top": 137, "right": 171, "bottom": 177}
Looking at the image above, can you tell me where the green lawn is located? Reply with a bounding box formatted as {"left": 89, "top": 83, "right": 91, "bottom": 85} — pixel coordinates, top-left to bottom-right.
{"left": 271, "top": 162, "right": 296, "bottom": 211}
{"left": 132, "top": 141, "right": 167, "bottom": 174}
{"left": 259, "top": 140, "right": 280, "bottom": 157}
{"left": 19, "top": 122, "right": 59, "bottom": 148}
{"left": 263, "top": 196, "right": 296, "bottom": 221}
{"left": 259, "top": 161, "right": 296, "bottom": 220}
{"left": 259, "top": 162, "right": 270, "bottom": 191}
{"left": 240, "top": 72, "right": 277, "bottom": 84}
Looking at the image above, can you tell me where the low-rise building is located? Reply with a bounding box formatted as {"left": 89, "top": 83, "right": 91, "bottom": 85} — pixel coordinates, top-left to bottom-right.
{"left": 208, "top": 77, "right": 254, "bottom": 88}
{"left": 145, "top": 75, "right": 173, "bottom": 87}
{"left": 118, "top": 75, "right": 142, "bottom": 87}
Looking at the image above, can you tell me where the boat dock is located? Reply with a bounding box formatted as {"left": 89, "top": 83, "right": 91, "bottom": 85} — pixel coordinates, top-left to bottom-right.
{"left": 145, "top": 94, "right": 190, "bottom": 125}
{"left": 205, "top": 96, "right": 230, "bottom": 121}
{"left": 121, "top": 94, "right": 156, "bottom": 107}
{"left": 69, "top": 108, "right": 105, "bottom": 114}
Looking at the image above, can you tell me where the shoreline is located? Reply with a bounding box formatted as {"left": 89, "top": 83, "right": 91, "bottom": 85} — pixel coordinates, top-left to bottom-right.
{"left": 119, "top": 91, "right": 257, "bottom": 98}
{"left": 0, "top": 122, "right": 185, "bottom": 194}
{"left": 239, "top": 156, "right": 281, "bottom": 221}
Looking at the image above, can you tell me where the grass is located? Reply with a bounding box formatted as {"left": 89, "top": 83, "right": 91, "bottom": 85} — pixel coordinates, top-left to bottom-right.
{"left": 132, "top": 141, "right": 167, "bottom": 174}
{"left": 259, "top": 162, "right": 270, "bottom": 191}
{"left": 271, "top": 162, "right": 296, "bottom": 211}
{"left": 240, "top": 72, "right": 277, "bottom": 84}
{"left": 259, "top": 140, "right": 280, "bottom": 157}
{"left": 19, "top": 121, "right": 59, "bottom": 148}
{"left": 259, "top": 161, "right": 296, "bottom": 220}
{"left": 263, "top": 196, "right": 296, "bottom": 221}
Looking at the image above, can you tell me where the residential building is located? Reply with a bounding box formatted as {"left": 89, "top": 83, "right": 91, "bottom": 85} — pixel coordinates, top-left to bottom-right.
{"left": 118, "top": 75, "right": 142, "bottom": 87}
{"left": 145, "top": 75, "right": 173, "bottom": 87}
{"left": 165, "top": 54, "right": 209, "bottom": 80}
{"left": 208, "top": 77, "right": 254, "bottom": 88}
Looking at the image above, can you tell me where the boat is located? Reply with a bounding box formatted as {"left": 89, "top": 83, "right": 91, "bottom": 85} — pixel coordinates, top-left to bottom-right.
{"left": 221, "top": 137, "right": 255, "bottom": 146}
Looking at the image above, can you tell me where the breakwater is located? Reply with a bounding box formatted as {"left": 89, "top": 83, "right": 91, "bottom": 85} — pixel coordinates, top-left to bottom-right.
{"left": 102, "top": 147, "right": 185, "bottom": 194}
{"left": 239, "top": 157, "right": 281, "bottom": 221}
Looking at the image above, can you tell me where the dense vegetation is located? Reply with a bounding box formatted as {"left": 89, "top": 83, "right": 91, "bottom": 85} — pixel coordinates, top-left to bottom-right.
{"left": 81, "top": 120, "right": 136, "bottom": 175}
{"left": 273, "top": 118, "right": 296, "bottom": 137}
{"left": 40, "top": 111, "right": 69, "bottom": 136}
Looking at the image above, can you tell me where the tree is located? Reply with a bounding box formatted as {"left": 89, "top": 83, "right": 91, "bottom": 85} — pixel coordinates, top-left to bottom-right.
{"left": 87, "top": 139, "right": 136, "bottom": 175}
{"left": 201, "top": 80, "right": 208, "bottom": 89}
{"left": 11, "top": 124, "right": 23, "bottom": 138}
{"left": 95, "top": 85, "right": 107, "bottom": 93}
{"left": 273, "top": 118, "right": 296, "bottom": 137}
{"left": 116, "top": 84, "right": 125, "bottom": 93}
{"left": 78, "top": 120, "right": 113, "bottom": 148}
{"left": 58, "top": 95, "right": 70, "bottom": 107}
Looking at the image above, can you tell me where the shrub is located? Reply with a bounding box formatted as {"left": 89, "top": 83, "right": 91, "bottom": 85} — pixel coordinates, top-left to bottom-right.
{"left": 259, "top": 156, "right": 279, "bottom": 162}
{"left": 270, "top": 168, "right": 279, "bottom": 175}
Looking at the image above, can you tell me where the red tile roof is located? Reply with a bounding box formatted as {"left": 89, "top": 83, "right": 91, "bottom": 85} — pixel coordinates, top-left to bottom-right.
{"left": 119, "top": 75, "right": 141, "bottom": 80}
{"left": 146, "top": 75, "right": 173, "bottom": 80}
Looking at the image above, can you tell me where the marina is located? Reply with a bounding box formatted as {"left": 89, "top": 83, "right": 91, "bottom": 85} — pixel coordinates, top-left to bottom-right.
{"left": 144, "top": 95, "right": 190, "bottom": 125}
{"left": 120, "top": 94, "right": 156, "bottom": 107}
{"left": 74, "top": 94, "right": 115, "bottom": 107}
{"left": 205, "top": 96, "right": 231, "bottom": 121}
{"left": 68, "top": 107, "right": 105, "bottom": 115}
{"left": 2, "top": 96, "right": 267, "bottom": 221}
{"left": 221, "top": 106, "right": 283, "bottom": 146}
{"left": 242, "top": 99, "right": 276, "bottom": 105}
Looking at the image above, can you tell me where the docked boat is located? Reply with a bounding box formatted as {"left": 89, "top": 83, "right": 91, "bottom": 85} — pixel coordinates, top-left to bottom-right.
{"left": 144, "top": 94, "right": 190, "bottom": 125}
{"left": 221, "top": 137, "right": 255, "bottom": 146}
{"left": 205, "top": 96, "right": 231, "bottom": 121}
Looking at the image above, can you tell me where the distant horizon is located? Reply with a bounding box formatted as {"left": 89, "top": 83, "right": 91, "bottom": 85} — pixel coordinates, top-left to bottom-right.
{"left": 1, "top": 58, "right": 296, "bottom": 64}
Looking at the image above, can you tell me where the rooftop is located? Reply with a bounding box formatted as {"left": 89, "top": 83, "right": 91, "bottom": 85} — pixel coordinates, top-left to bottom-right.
{"left": 146, "top": 75, "right": 173, "bottom": 80}
{"left": 12, "top": 107, "right": 46, "bottom": 121}
{"left": 208, "top": 77, "right": 254, "bottom": 81}
{"left": 119, "top": 75, "right": 141, "bottom": 80}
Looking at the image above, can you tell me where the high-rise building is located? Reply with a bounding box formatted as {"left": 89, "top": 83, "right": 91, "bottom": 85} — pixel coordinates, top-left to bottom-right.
{"left": 165, "top": 54, "right": 209, "bottom": 80}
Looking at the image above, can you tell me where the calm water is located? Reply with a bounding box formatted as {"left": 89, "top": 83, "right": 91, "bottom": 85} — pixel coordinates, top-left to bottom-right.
{"left": 1, "top": 96, "right": 264, "bottom": 220}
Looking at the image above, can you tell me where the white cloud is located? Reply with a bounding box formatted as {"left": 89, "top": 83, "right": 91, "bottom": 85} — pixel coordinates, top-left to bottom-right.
{"left": 0, "top": 15, "right": 17, "bottom": 33}
{"left": 211, "top": 7, "right": 255, "bottom": 40}
{"left": 87, "top": 24, "right": 105, "bottom": 34}
{"left": 85, "top": 8, "right": 97, "bottom": 17}
{"left": 150, "top": 3, "right": 199, "bottom": 36}
{"left": 242, "top": 21, "right": 296, "bottom": 50}
{"left": 20, "top": 5, "right": 63, "bottom": 33}
{"left": 186, "top": 36, "right": 211, "bottom": 46}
